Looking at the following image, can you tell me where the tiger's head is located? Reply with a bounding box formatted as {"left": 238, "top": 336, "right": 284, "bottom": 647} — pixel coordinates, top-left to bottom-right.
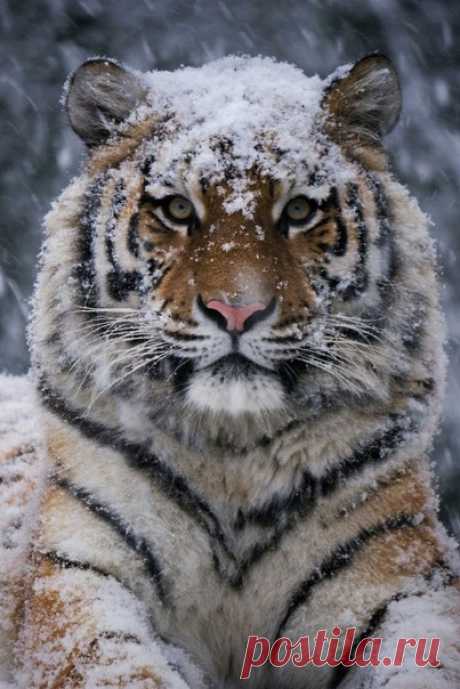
{"left": 35, "top": 54, "right": 441, "bottom": 447}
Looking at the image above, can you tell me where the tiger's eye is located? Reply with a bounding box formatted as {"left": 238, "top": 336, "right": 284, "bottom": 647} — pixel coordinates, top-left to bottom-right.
{"left": 285, "top": 196, "right": 312, "bottom": 223}
{"left": 166, "top": 195, "right": 194, "bottom": 222}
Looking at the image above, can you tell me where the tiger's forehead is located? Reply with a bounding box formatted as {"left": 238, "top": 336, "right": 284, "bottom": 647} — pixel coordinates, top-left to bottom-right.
{"left": 142, "top": 158, "right": 334, "bottom": 227}
{"left": 140, "top": 135, "right": 340, "bottom": 222}
{"left": 112, "top": 54, "right": 355, "bottom": 218}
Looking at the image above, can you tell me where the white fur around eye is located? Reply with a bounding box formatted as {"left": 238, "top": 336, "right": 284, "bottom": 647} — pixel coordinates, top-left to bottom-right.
{"left": 287, "top": 209, "right": 324, "bottom": 238}
{"left": 152, "top": 207, "right": 191, "bottom": 236}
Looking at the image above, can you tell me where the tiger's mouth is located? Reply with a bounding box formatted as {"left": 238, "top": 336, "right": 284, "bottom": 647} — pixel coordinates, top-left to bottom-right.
{"left": 184, "top": 350, "right": 287, "bottom": 416}
{"left": 202, "top": 352, "right": 278, "bottom": 379}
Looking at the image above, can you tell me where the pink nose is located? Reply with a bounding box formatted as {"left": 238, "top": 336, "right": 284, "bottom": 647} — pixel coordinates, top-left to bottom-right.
{"left": 206, "top": 300, "right": 266, "bottom": 332}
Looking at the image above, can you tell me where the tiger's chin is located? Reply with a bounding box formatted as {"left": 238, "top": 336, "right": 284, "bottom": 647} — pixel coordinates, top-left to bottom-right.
{"left": 185, "top": 354, "right": 285, "bottom": 416}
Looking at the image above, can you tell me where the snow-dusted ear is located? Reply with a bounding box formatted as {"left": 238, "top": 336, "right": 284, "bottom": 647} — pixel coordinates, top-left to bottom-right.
{"left": 65, "top": 58, "right": 146, "bottom": 146}
{"left": 323, "top": 54, "right": 401, "bottom": 145}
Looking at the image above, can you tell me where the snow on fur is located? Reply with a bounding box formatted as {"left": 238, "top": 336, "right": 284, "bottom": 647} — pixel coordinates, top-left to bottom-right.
{"left": 125, "top": 56, "right": 348, "bottom": 217}
{"left": 0, "top": 375, "right": 203, "bottom": 689}
{"left": 0, "top": 375, "right": 45, "bottom": 685}
{"left": 2, "top": 53, "right": 460, "bottom": 688}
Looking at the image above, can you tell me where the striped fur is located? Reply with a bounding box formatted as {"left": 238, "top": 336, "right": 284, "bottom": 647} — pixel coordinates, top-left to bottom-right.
{"left": 1, "top": 55, "right": 459, "bottom": 688}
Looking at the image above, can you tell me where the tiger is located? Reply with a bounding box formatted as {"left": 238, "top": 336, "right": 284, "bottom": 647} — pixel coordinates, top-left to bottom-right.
{"left": 0, "top": 52, "right": 459, "bottom": 689}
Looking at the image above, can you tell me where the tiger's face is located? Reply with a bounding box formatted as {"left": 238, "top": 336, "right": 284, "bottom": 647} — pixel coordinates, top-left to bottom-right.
{"left": 55, "top": 54, "right": 403, "bottom": 429}
{"left": 136, "top": 173, "right": 328, "bottom": 415}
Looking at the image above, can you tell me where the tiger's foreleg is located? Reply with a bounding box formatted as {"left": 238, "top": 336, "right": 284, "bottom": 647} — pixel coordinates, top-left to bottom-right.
{"left": 338, "top": 583, "right": 460, "bottom": 689}
{"left": 272, "top": 465, "right": 460, "bottom": 689}
{"left": 19, "top": 556, "right": 195, "bottom": 689}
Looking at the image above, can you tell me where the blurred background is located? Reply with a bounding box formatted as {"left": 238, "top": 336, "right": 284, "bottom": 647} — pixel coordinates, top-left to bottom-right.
{"left": 0, "top": 0, "right": 459, "bottom": 535}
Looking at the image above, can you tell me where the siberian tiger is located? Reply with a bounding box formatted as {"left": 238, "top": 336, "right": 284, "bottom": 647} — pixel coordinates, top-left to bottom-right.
{"left": 0, "top": 53, "right": 459, "bottom": 689}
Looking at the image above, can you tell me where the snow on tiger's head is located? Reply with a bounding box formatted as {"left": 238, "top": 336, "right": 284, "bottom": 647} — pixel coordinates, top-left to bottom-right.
{"left": 38, "top": 53, "right": 422, "bottom": 431}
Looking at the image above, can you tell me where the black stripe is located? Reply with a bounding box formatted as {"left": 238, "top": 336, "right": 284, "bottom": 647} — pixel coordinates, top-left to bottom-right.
{"left": 330, "top": 188, "right": 348, "bottom": 256}
{"left": 368, "top": 174, "right": 391, "bottom": 249}
{"left": 106, "top": 269, "right": 143, "bottom": 302}
{"left": 52, "top": 475, "right": 169, "bottom": 604}
{"left": 341, "top": 183, "right": 369, "bottom": 301}
{"left": 235, "top": 469, "right": 316, "bottom": 530}
{"left": 400, "top": 294, "right": 428, "bottom": 352}
{"left": 104, "top": 179, "right": 144, "bottom": 301}
{"left": 170, "top": 357, "right": 196, "bottom": 395}
{"left": 277, "top": 358, "right": 308, "bottom": 395}
{"left": 147, "top": 259, "right": 173, "bottom": 290}
{"left": 127, "top": 212, "right": 140, "bottom": 257}
{"left": 328, "top": 599, "right": 391, "bottom": 688}
{"left": 105, "top": 179, "right": 126, "bottom": 267}
{"left": 307, "top": 169, "right": 320, "bottom": 187}
{"left": 73, "top": 174, "right": 107, "bottom": 311}
{"left": 370, "top": 174, "right": 429, "bottom": 353}
{"left": 275, "top": 513, "right": 416, "bottom": 637}
{"left": 328, "top": 561, "right": 453, "bottom": 688}
{"left": 165, "top": 331, "right": 207, "bottom": 343}
{"left": 200, "top": 417, "right": 302, "bottom": 457}
{"left": 43, "top": 551, "right": 112, "bottom": 579}
{"left": 366, "top": 173, "right": 399, "bottom": 304}
{"left": 319, "top": 414, "right": 415, "bottom": 497}
{"left": 199, "top": 176, "right": 210, "bottom": 195}
{"left": 230, "top": 535, "right": 282, "bottom": 588}
{"left": 228, "top": 472, "right": 318, "bottom": 587}
{"left": 97, "top": 631, "right": 142, "bottom": 645}
{"left": 39, "top": 380, "right": 235, "bottom": 572}
{"left": 141, "top": 155, "right": 155, "bottom": 177}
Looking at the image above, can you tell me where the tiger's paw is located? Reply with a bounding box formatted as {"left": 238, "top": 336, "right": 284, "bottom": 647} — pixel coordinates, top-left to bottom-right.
{"left": 40, "top": 633, "right": 194, "bottom": 689}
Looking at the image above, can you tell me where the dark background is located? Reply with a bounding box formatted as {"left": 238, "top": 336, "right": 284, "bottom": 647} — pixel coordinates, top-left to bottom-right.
{"left": 0, "top": 0, "right": 459, "bottom": 535}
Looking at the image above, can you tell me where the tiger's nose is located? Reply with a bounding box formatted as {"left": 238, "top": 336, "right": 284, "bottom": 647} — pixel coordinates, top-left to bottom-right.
{"left": 198, "top": 296, "right": 276, "bottom": 333}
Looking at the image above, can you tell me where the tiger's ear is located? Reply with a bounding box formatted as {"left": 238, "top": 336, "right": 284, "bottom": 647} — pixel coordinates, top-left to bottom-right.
{"left": 65, "top": 58, "right": 146, "bottom": 146}
{"left": 323, "top": 54, "right": 401, "bottom": 147}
